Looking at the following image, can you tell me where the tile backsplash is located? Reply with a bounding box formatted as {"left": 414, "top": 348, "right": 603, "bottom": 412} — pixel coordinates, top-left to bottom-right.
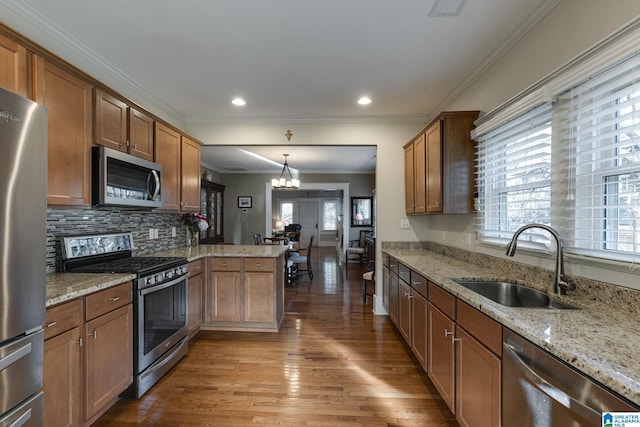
{"left": 47, "top": 208, "right": 188, "bottom": 272}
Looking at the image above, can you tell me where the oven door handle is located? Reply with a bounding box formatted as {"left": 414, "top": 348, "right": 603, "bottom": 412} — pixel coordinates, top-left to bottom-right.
{"left": 139, "top": 274, "right": 186, "bottom": 296}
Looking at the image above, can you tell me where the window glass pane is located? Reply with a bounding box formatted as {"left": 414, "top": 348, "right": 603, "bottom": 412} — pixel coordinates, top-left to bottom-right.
{"left": 280, "top": 202, "right": 293, "bottom": 225}
{"left": 323, "top": 201, "right": 338, "bottom": 231}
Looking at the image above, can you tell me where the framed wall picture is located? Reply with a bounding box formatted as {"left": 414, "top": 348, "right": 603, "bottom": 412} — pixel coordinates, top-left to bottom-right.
{"left": 351, "top": 196, "right": 373, "bottom": 227}
{"left": 238, "top": 196, "right": 252, "bottom": 208}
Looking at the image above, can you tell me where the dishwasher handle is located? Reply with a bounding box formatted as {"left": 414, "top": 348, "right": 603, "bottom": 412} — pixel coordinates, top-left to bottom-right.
{"left": 503, "top": 341, "right": 601, "bottom": 422}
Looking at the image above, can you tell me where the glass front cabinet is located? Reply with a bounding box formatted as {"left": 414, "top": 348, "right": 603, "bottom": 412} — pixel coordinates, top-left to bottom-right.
{"left": 200, "top": 180, "right": 225, "bottom": 243}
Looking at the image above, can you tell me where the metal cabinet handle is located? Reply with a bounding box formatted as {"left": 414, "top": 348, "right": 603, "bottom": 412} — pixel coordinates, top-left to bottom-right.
{"left": 89, "top": 331, "right": 97, "bottom": 339}
{"left": 75, "top": 338, "right": 83, "bottom": 347}
{"left": 444, "top": 330, "right": 454, "bottom": 337}
{"left": 46, "top": 321, "right": 57, "bottom": 328}
{"left": 109, "top": 296, "right": 120, "bottom": 302}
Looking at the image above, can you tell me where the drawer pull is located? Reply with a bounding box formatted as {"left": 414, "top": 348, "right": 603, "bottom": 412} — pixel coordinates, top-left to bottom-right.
{"left": 109, "top": 296, "right": 121, "bottom": 302}
{"left": 222, "top": 263, "right": 228, "bottom": 267}
{"left": 89, "top": 331, "right": 97, "bottom": 339}
{"left": 444, "top": 330, "right": 454, "bottom": 337}
{"left": 255, "top": 263, "right": 261, "bottom": 266}
{"left": 75, "top": 338, "right": 83, "bottom": 347}
{"left": 46, "top": 321, "right": 57, "bottom": 328}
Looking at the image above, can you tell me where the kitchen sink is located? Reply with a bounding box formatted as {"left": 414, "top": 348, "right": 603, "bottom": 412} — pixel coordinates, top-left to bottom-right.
{"left": 453, "top": 280, "right": 578, "bottom": 309}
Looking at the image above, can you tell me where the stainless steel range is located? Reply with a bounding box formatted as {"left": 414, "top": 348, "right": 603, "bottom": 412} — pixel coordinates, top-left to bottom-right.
{"left": 58, "top": 232, "right": 189, "bottom": 398}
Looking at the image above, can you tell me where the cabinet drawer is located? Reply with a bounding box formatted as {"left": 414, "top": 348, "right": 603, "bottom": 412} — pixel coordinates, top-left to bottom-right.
{"left": 44, "top": 299, "right": 82, "bottom": 340}
{"left": 245, "top": 258, "right": 275, "bottom": 272}
{"left": 209, "top": 257, "right": 241, "bottom": 271}
{"left": 188, "top": 259, "right": 204, "bottom": 277}
{"left": 456, "top": 300, "right": 502, "bottom": 356}
{"left": 85, "top": 282, "right": 132, "bottom": 321}
{"left": 428, "top": 282, "right": 456, "bottom": 320}
{"left": 389, "top": 257, "right": 400, "bottom": 275}
{"left": 410, "top": 271, "right": 428, "bottom": 299}
{"left": 398, "top": 263, "right": 410, "bottom": 284}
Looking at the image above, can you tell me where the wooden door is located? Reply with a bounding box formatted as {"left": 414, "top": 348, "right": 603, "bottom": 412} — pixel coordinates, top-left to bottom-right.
{"left": 411, "top": 290, "right": 427, "bottom": 370}
{"left": 44, "top": 327, "right": 82, "bottom": 427}
{"left": 244, "top": 272, "right": 275, "bottom": 323}
{"left": 94, "top": 89, "right": 127, "bottom": 152}
{"left": 0, "top": 33, "right": 27, "bottom": 97}
{"left": 413, "top": 133, "right": 427, "bottom": 214}
{"left": 187, "top": 272, "right": 204, "bottom": 337}
{"left": 154, "top": 122, "right": 181, "bottom": 211}
{"left": 398, "top": 280, "right": 411, "bottom": 344}
{"left": 208, "top": 271, "right": 242, "bottom": 322}
{"left": 426, "top": 120, "right": 443, "bottom": 213}
{"left": 388, "top": 271, "right": 399, "bottom": 326}
{"left": 84, "top": 305, "right": 133, "bottom": 420}
{"left": 128, "top": 107, "right": 154, "bottom": 161}
{"left": 427, "top": 302, "right": 455, "bottom": 412}
{"left": 33, "top": 57, "right": 93, "bottom": 206}
{"left": 455, "top": 327, "right": 501, "bottom": 427}
{"left": 180, "top": 135, "right": 201, "bottom": 212}
{"left": 404, "top": 142, "right": 415, "bottom": 214}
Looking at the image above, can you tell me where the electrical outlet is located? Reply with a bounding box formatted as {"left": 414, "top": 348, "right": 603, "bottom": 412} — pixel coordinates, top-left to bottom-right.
{"left": 171, "top": 227, "right": 176, "bottom": 237}
{"left": 148, "top": 228, "right": 154, "bottom": 240}
{"left": 466, "top": 233, "right": 472, "bottom": 245}
{"left": 153, "top": 228, "right": 159, "bottom": 239}
{"left": 441, "top": 231, "right": 446, "bottom": 241}
{"left": 400, "top": 219, "right": 410, "bottom": 229}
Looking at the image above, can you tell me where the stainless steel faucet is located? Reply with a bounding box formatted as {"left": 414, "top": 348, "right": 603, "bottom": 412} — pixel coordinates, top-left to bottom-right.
{"left": 505, "top": 224, "right": 575, "bottom": 295}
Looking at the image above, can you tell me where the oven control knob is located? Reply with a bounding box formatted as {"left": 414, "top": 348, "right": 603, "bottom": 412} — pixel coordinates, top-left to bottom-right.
{"left": 155, "top": 273, "right": 163, "bottom": 283}
{"left": 176, "top": 267, "right": 185, "bottom": 276}
{"left": 165, "top": 270, "right": 174, "bottom": 279}
{"left": 146, "top": 277, "right": 154, "bottom": 286}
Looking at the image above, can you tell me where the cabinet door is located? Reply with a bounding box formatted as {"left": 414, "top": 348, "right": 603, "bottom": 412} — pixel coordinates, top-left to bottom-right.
{"left": 426, "top": 120, "right": 443, "bottom": 213}
{"left": 427, "top": 303, "right": 455, "bottom": 412}
{"left": 187, "top": 273, "right": 204, "bottom": 337}
{"left": 94, "top": 90, "right": 127, "bottom": 152}
{"left": 84, "top": 304, "right": 133, "bottom": 420}
{"left": 455, "top": 327, "right": 501, "bottom": 427}
{"left": 128, "top": 107, "right": 154, "bottom": 161}
{"left": 404, "top": 142, "right": 415, "bottom": 215}
{"left": 413, "top": 133, "right": 427, "bottom": 214}
{"left": 244, "top": 272, "right": 275, "bottom": 323}
{"left": 398, "top": 280, "right": 412, "bottom": 343}
{"left": 411, "top": 290, "right": 427, "bottom": 370}
{"left": 34, "top": 57, "right": 93, "bottom": 206}
{"left": 382, "top": 265, "right": 390, "bottom": 312}
{"left": 180, "top": 135, "right": 201, "bottom": 212}
{"left": 208, "top": 271, "right": 242, "bottom": 322}
{"left": 44, "top": 327, "right": 82, "bottom": 427}
{"left": 388, "top": 271, "right": 399, "bottom": 326}
{"left": 0, "top": 34, "right": 27, "bottom": 97}
{"left": 154, "top": 122, "right": 181, "bottom": 211}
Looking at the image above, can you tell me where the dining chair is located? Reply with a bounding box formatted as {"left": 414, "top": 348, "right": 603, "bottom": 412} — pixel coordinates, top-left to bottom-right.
{"left": 253, "top": 234, "right": 262, "bottom": 245}
{"left": 288, "top": 235, "right": 314, "bottom": 280}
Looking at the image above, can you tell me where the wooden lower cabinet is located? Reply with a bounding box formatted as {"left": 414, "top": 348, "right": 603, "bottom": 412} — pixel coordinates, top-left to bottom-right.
{"left": 398, "top": 279, "right": 412, "bottom": 343}
{"left": 427, "top": 302, "right": 456, "bottom": 412}
{"left": 84, "top": 304, "right": 133, "bottom": 421}
{"left": 388, "top": 269, "right": 399, "bottom": 326}
{"left": 455, "top": 327, "right": 501, "bottom": 427}
{"left": 43, "top": 282, "right": 133, "bottom": 427}
{"left": 411, "top": 290, "right": 427, "bottom": 369}
{"left": 187, "top": 259, "right": 205, "bottom": 338}
{"left": 205, "top": 256, "right": 284, "bottom": 331}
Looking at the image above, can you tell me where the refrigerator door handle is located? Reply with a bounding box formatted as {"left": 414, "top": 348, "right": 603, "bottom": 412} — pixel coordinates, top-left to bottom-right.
{"left": 0, "top": 342, "right": 31, "bottom": 372}
{"left": 6, "top": 408, "right": 31, "bottom": 427}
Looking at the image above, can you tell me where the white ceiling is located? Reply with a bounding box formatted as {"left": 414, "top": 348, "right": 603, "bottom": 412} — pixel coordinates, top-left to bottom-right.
{"left": 2, "top": 0, "right": 559, "bottom": 173}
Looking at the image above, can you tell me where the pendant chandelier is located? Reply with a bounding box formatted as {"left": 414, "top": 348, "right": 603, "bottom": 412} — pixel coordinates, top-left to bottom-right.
{"left": 272, "top": 154, "right": 300, "bottom": 189}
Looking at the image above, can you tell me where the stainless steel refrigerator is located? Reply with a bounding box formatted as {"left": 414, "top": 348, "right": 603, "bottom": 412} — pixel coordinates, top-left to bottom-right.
{"left": 0, "top": 87, "right": 47, "bottom": 426}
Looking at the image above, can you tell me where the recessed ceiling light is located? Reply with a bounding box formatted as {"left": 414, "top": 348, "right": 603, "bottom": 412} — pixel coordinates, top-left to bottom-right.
{"left": 429, "top": 0, "right": 467, "bottom": 17}
{"left": 357, "top": 97, "right": 372, "bottom": 105}
{"left": 231, "top": 98, "right": 246, "bottom": 106}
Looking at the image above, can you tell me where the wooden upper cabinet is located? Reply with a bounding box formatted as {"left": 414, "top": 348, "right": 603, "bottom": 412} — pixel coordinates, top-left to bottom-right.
{"left": 95, "top": 89, "right": 155, "bottom": 161}
{"left": 404, "top": 111, "right": 479, "bottom": 215}
{"left": 33, "top": 56, "right": 93, "bottom": 206}
{"left": 154, "top": 122, "right": 181, "bottom": 211}
{"left": 0, "top": 33, "right": 28, "bottom": 97}
{"left": 94, "top": 89, "right": 127, "bottom": 151}
{"left": 426, "top": 121, "right": 443, "bottom": 213}
{"left": 180, "top": 135, "right": 201, "bottom": 212}
{"left": 129, "top": 107, "right": 154, "bottom": 161}
{"left": 404, "top": 141, "right": 415, "bottom": 215}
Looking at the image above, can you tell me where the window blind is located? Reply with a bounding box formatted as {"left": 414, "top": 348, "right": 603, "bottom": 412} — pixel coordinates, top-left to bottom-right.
{"left": 476, "top": 103, "right": 553, "bottom": 247}
{"left": 557, "top": 54, "right": 640, "bottom": 261}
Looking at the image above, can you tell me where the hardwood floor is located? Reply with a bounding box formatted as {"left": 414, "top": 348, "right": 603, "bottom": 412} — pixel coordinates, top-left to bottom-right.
{"left": 93, "top": 248, "right": 458, "bottom": 426}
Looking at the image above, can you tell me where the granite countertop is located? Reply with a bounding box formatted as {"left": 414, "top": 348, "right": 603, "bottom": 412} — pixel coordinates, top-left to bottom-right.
{"left": 46, "top": 245, "right": 287, "bottom": 307}
{"left": 383, "top": 248, "right": 640, "bottom": 407}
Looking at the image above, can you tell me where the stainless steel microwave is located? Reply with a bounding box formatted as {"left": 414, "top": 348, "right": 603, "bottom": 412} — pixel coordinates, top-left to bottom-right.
{"left": 92, "top": 146, "right": 162, "bottom": 208}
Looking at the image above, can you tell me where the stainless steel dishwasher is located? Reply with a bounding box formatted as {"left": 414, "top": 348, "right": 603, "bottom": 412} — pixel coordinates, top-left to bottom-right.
{"left": 503, "top": 328, "right": 639, "bottom": 426}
